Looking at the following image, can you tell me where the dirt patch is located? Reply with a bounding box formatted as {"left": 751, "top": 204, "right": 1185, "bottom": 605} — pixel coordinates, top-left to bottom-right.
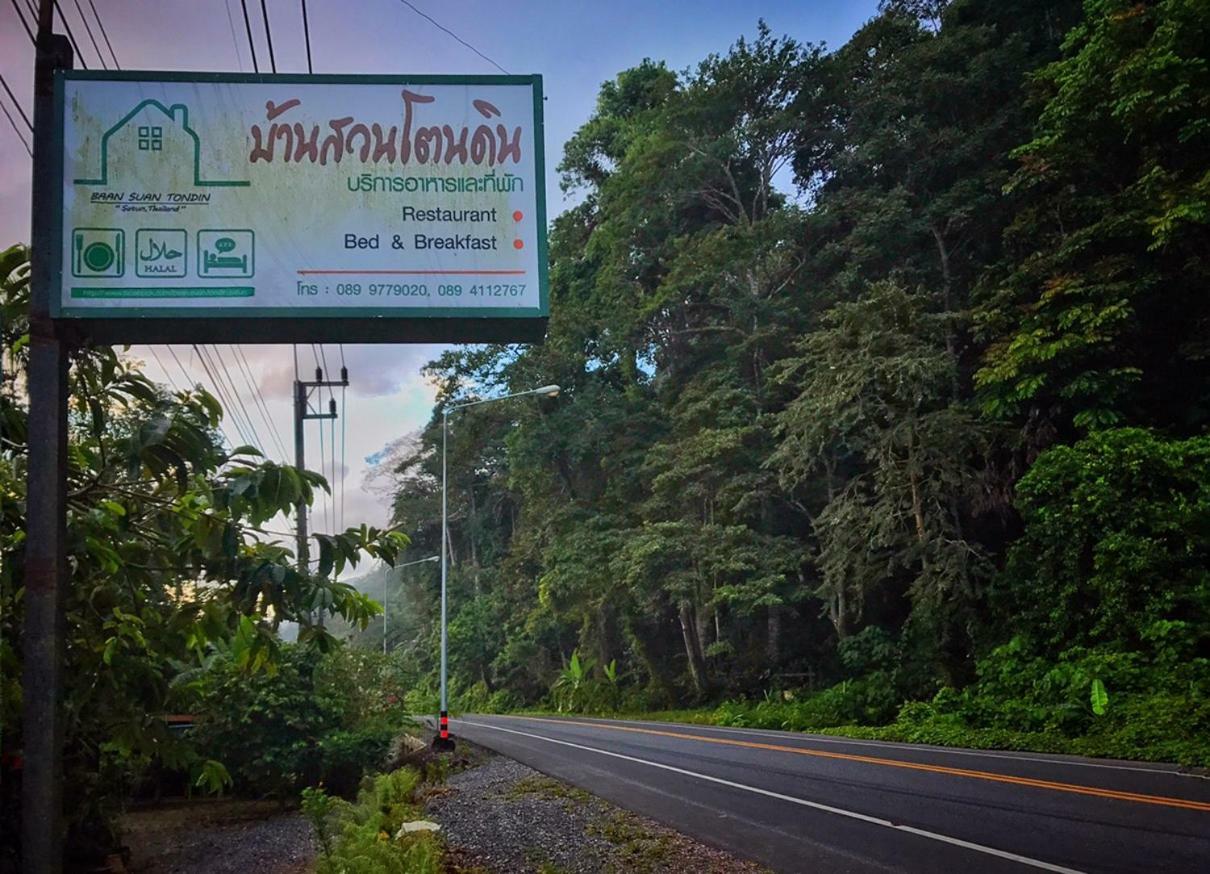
{"left": 123, "top": 799, "right": 315, "bottom": 874}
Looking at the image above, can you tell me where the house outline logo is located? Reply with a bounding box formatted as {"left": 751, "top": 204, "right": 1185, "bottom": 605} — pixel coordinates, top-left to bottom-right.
{"left": 74, "top": 99, "right": 250, "bottom": 188}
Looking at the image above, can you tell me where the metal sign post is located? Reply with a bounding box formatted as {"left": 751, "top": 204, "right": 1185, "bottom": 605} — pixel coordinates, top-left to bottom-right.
{"left": 23, "top": 3, "right": 73, "bottom": 868}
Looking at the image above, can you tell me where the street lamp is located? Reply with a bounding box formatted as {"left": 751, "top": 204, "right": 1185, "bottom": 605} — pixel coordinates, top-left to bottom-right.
{"left": 383, "top": 555, "right": 439, "bottom": 656}
{"left": 434, "top": 384, "right": 560, "bottom": 751}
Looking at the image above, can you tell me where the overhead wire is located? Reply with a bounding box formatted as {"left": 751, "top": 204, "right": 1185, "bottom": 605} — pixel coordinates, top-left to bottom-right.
{"left": 233, "top": 345, "right": 288, "bottom": 460}
{"left": 0, "top": 89, "right": 32, "bottom": 157}
{"left": 9, "top": 0, "right": 34, "bottom": 45}
{"left": 0, "top": 72, "right": 33, "bottom": 133}
{"left": 147, "top": 347, "right": 181, "bottom": 393}
{"left": 196, "top": 345, "right": 248, "bottom": 442}
{"left": 199, "top": 345, "right": 253, "bottom": 448}
{"left": 223, "top": 0, "right": 246, "bottom": 72}
{"left": 0, "top": 68, "right": 32, "bottom": 157}
{"left": 258, "top": 0, "right": 277, "bottom": 73}
{"left": 206, "top": 344, "right": 264, "bottom": 453}
{"left": 212, "top": 344, "right": 267, "bottom": 456}
{"left": 50, "top": 1, "right": 88, "bottom": 68}
{"left": 193, "top": 344, "right": 254, "bottom": 450}
{"left": 394, "top": 0, "right": 509, "bottom": 74}
{"left": 300, "top": 0, "right": 313, "bottom": 74}
{"left": 239, "top": 0, "right": 260, "bottom": 74}
{"left": 70, "top": 0, "right": 105, "bottom": 69}
{"left": 172, "top": 346, "right": 239, "bottom": 449}
{"left": 84, "top": 0, "right": 118, "bottom": 68}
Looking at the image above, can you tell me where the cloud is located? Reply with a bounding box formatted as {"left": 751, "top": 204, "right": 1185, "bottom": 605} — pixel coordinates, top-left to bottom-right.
{"left": 248, "top": 344, "right": 447, "bottom": 401}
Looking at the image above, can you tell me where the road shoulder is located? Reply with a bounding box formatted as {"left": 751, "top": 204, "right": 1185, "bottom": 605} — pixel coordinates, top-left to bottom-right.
{"left": 425, "top": 741, "right": 769, "bottom": 874}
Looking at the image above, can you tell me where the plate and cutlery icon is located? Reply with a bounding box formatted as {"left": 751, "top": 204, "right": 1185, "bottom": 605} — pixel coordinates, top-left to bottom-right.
{"left": 72, "top": 228, "right": 125, "bottom": 278}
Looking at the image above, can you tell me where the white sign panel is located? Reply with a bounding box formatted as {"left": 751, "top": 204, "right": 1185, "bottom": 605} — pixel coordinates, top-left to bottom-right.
{"left": 56, "top": 73, "right": 547, "bottom": 323}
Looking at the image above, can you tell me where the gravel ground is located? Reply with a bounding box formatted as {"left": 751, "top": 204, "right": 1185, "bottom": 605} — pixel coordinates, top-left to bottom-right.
{"left": 426, "top": 751, "right": 768, "bottom": 874}
{"left": 123, "top": 800, "right": 315, "bottom": 874}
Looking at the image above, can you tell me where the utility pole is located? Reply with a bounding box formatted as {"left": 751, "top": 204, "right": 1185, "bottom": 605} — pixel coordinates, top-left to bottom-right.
{"left": 294, "top": 365, "right": 348, "bottom": 627}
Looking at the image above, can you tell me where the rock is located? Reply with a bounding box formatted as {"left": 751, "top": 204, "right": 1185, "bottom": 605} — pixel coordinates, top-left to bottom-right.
{"left": 396, "top": 820, "right": 442, "bottom": 837}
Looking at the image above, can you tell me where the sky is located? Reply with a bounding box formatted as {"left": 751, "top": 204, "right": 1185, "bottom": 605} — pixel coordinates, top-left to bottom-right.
{"left": 1, "top": 0, "right": 878, "bottom": 543}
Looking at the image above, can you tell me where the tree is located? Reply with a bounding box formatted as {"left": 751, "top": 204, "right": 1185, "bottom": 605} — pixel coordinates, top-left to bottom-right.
{"left": 976, "top": 0, "right": 1210, "bottom": 436}
{"left": 0, "top": 244, "right": 409, "bottom": 857}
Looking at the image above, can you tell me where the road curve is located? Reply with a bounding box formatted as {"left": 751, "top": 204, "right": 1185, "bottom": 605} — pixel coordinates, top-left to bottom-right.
{"left": 451, "top": 713, "right": 1210, "bottom": 873}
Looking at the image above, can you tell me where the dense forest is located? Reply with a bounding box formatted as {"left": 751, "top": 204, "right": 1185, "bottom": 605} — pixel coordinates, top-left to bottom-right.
{"left": 364, "top": 0, "right": 1210, "bottom": 762}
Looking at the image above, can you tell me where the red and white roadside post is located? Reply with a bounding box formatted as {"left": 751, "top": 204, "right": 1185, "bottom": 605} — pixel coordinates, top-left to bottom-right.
{"left": 433, "top": 385, "right": 560, "bottom": 752}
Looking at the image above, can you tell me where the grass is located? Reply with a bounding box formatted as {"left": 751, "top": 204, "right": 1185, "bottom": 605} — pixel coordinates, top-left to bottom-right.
{"left": 507, "top": 704, "right": 1210, "bottom": 769}
{"left": 587, "top": 811, "right": 679, "bottom": 872}
{"left": 506, "top": 773, "right": 594, "bottom": 804}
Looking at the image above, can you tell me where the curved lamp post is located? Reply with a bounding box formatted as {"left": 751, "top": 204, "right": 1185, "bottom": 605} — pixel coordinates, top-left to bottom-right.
{"left": 434, "top": 384, "right": 560, "bottom": 751}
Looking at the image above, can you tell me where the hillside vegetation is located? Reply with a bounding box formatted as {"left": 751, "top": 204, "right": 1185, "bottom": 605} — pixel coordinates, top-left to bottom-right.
{"left": 375, "top": 0, "right": 1210, "bottom": 764}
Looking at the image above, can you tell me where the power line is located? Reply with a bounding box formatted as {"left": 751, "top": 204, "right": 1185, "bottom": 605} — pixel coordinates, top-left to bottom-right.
{"left": 0, "top": 73, "right": 31, "bottom": 132}
{"left": 232, "top": 345, "right": 289, "bottom": 460}
{"left": 147, "top": 347, "right": 181, "bottom": 393}
{"left": 258, "top": 0, "right": 277, "bottom": 73}
{"left": 193, "top": 344, "right": 254, "bottom": 449}
{"left": 207, "top": 344, "right": 264, "bottom": 453}
{"left": 171, "top": 345, "right": 239, "bottom": 449}
{"left": 223, "top": 0, "right": 246, "bottom": 72}
{"left": 220, "top": 344, "right": 267, "bottom": 452}
{"left": 0, "top": 71, "right": 32, "bottom": 156}
{"left": 239, "top": 0, "right": 260, "bottom": 74}
{"left": 51, "top": 1, "right": 88, "bottom": 69}
{"left": 198, "top": 344, "right": 253, "bottom": 447}
{"left": 70, "top": 0, "right": 105, "bottom": 70}
{"left": 9, "top": 0, "right": 35, "bottom": 45}
{"left": 394, "top": 0, "right": 509, "bottom": 75}
{"left": 300, "top": 0, "right": 313, "bottom": 74}
{"left": 0, "top": 94, "right": 31, "bottom": 157}
{"left": 85, "top": 0, "right": 118, "bottom": 68}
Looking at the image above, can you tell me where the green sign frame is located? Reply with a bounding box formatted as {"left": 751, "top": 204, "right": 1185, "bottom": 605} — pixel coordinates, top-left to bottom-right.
{"left": 50, "top": 70, "right": 550, "bottom": 344}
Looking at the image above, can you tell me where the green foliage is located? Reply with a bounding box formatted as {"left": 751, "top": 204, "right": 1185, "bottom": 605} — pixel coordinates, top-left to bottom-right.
{"left": 1, "top": 240, "right": 412, "bottom": 856}
{"left": 1090, "top": 679, "right": 1109, "bottom": 716}
{"left": 553, "top": 649, "right": 596, "bottom": 712}
{"left": 997, "top": 428, "right": 1210, "bottom": 656}
{"left": 976, "top": 0, "right": 1210, "bottom": 432}
{"left": 184, "top": 645, "right": 406, "bottom": 799}
{"left": 360, "top": 0, "right": 1208, "bottom": 771}
{"left": 304, "top": 769, "right": 442, "bottom": 874}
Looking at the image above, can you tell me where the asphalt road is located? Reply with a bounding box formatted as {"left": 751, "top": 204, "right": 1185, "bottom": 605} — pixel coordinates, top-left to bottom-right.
{"left": 450, "top": 714, "right": 1210, "bottom": 873}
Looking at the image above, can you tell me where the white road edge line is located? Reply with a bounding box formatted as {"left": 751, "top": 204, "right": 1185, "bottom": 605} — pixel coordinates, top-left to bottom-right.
{"left": 561, "top": 717, "right": 1205, "bottom": 779}
{"left": 461, "top": 720, "right": 1086, "bottom": 874}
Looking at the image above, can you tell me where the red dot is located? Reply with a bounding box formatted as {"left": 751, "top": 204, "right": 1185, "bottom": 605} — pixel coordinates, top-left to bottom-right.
{"left": 513, "top": 239, "right": 524, "bottom": 250}
{"left": 512, "top": 210, "right": 524, "bottom": 221}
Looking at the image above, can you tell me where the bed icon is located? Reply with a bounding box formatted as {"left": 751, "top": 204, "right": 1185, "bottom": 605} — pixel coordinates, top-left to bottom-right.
{"left": 198, "top": 230, "right": 254, "bottom": 278}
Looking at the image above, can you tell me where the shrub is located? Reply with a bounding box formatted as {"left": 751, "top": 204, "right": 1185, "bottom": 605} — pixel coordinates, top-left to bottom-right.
{"left": 305, "top": 768, "right": 441, "bottom": 874}
{"left": 184, "top": 644, "right": 409, "bottom": 798}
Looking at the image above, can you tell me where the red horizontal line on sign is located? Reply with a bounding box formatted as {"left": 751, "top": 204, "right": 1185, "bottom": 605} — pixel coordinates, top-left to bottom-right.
{"left": 297, "top": 269, "right": 527, "bottom": 275}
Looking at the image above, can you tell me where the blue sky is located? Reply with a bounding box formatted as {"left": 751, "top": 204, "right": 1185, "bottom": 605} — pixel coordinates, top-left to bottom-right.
{"left": 0, "top": 0, "right": 879, "bottom": 533}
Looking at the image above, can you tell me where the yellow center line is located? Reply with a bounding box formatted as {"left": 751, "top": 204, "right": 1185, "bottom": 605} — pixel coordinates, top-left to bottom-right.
{"left": 486, "top": 715, "right": 1210, "bottom": 813}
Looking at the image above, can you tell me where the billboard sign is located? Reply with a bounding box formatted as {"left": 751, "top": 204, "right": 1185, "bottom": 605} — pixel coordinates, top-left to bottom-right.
{"left": 53, "top": 71, "right": 548, "bottom": 343}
